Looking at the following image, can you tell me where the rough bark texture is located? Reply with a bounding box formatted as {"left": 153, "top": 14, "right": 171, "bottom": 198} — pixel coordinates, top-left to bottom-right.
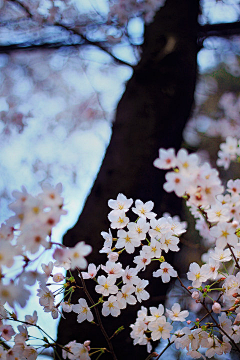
{"left": 57, "top": 0, "right": 200, "bottom": 358}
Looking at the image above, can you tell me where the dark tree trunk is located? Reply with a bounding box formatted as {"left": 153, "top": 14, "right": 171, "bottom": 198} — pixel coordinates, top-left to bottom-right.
{"left": 57, "top": 0, "right": 200, "bottom": 358}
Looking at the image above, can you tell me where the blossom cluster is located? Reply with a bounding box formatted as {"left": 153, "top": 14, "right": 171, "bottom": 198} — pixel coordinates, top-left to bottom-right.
{"left": 130, "top": 303, "right": 189, "bottom": 353}
{"left": 217, "top": 136, "right": 240, "bottom": 169}
{"left": 0, "top": 183, "right": 92, "bottom": 359}
{"left": 62, "top": 193, "right": 185, "bottom": 329}
{"left": 152, "top": 145, "right": 240, "bottom": 358}
{"left": 3, "top": 144, "right": 240, "bottom": 359}
{"left": 184, "top": 92, "right": 240, "bottom": 147}
{"left": 108, "top": 0, "right": 166, "bottom": 25}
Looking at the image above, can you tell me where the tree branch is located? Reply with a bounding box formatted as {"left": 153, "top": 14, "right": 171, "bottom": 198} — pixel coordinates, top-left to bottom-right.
{"left": 199, "top": 21, "right": 240, "bottom": 39}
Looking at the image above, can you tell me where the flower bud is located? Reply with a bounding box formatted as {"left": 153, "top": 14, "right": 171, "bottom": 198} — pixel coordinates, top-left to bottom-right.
{"left": 212, "top": 302, "right": 221, "bottom": 314}
{"left": 187, "top": 320, "right": 191, "bottom": 324}
{"left": 84, "top": 340, "right": 91, "bottom": 351}
{"left": 232, "top": 220, "right": 239, "bottom": 228}
{"left": 107, "top": 252, "right": 119, "bottom": 262}
{"left": 53, "top": 273, "right": 65, "bottom": 282}
{"left": 191, "top": 291, "right": 200, "bottom": 300}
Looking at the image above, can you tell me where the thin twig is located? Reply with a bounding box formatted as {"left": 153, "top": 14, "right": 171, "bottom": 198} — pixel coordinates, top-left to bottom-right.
{"left": 78, "top": 269, "right": 118, "bottom": 360}
{"left": 227, "top": 243, "right": 240, "bottom": 270}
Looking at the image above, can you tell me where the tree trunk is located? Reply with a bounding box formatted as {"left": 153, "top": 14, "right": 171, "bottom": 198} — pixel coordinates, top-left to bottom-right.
{"left": 57, "top": 0, "right": 200, "bottom": 358}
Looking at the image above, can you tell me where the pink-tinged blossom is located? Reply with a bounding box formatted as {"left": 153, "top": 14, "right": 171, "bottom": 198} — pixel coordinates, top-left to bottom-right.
{"left": 14, "top": 325, "right": 28, "bottom": 343}
{"left": 163, "top": 171, "right": 189, "bottom": 197}
{"left": 81, "top": 263, "right": 100, "bottom": 280}
{"left": 142, "top": 238, "right": 161, "bottom": 259}
{"left": 166, "top": 303, "right": 189, "bottom": 322}
{"left": 101, "top": 261, "right": 124, "bottom": 279}
{"left": 61, "top": 302, "right": 72, "bottom": 313}
{"left": 210, "top": 222, "right": 238, "bottom": 248}
{"left": 37, "top": 285, "right": 55, "bottom": 309}
{"left": 133, "top": 250, "right": 152, "bottom": 271}
{"left": 0, "top": 282, "right": 30, "bottom": 309}
{"left": 153, "top": 148, "right": 176, "bottom": 170}
{"left": 217, "top": 150, "right": 231, "bottom": 170}
{"left": 68, "top": 242, "right": 92, "bottom": 270}
{"left": 227, "top": 179, "right": 240, "bottom": 195}
{"left": 44, "top": 305, "right": 59, "bottom": 319}
{"left": 201, "top": 259, "right": 220, "bottom": 280}
{"left": 25, "top": 311, "right": 38, "bottom": 326}
{"left": 115, "top": 229, "right": 140, "bottom": 254}
{"left": 53, "top": 248, "right": 71, "bottom": 269}
{"left": 210, "top": 247, "right": 232, "bottom": 262}
{"left": 0, "top": 241, "right": 16, "bottom": 269}
{"left": 219, "top": 313, "right": 232, "bottom": 335}
{"left": 122, "top": 266, "right": 139, "bottom": 286}
{"left": 149, "top": 217, "right": 169, "bottom": 239}
{"left": 132, "top": 200, "right": 156, "bottom": 219}
{"left": 0, "top": 325, "right": 15, "bottom": 341}
{"left": 135, "top": 279, "right": 150, "bottom": 303}
{"left": 159, "top": 231, "right": 179, "bottom": 253}
{"left": 222, "top": 274, "right": 240, "bottom": 300}
{"left": 108, "top": 210, "right": 129, "bottom": 229}
{"left": 153, "top": 262, "right": 177, "bottom": 283}
{"left": 148, "top": 316, "right": 173, "bottom": 341}
{"left": 39, "top": 183, "right": 64, "bottom": 208}
{"left": 148, "top": 304, "right": 164, "bottom": 321}
{"left": 206, "top": 203, "right": 231, "bottom": 223}
{"left": 20, "top": 270, "right": 46, "bottom": 286}
{"left": 164, "top": 215, "right": 187, "bottom": 236}
{"left": 187, "top": 262, "right": 208, "bottom": 288}
{"left": 63, "top": 341, "right": 90, "bottom": 360}
{"left": 108, "top": 194, "right": 133, "bottom": 212}
{"left": 18, "top": 226, "right": 49, "bottom": 254}
{"left": 117, "top": 284, "right": 137, "bottom": 309}
{"left": 41, "top": 261, "right": 53, "bottom": 277}
{"left": 100, "top": 229, "right": 113, "bottom": 250}
{"left": 186, "top": 350, "right": 206, "bottom": 359}
{"left": 220, "top": 136, "right": 239, "bottom": 155}
{"left": 0, "top": 223, "right": 14, "bottom": 242}
{"left": 39, "top": 207, "right": 67, "bottom": 233}
{"left": 102, "top": 295, "right": 120, "bottom": 317}
{"left": 72, "top": 298, "right": 93, "bottom": 323}
{"left": 95, "top": 275, "right": 118, "bottom": 297}
{"left": 176, "top": 148, "right": 199, "bottom": 174}
{"left": 127, "top": 218, "right": 150, "bottom": 241}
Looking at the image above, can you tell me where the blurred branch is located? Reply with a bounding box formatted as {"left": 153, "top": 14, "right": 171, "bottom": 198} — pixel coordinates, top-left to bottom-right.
{"left": 3, "top": 0, "right": 133, "bottom": 67}
{"left": 198, "top": 21, "right": 240, "bottom": 44}
{"left": 8, "top": 0, "right": 32, "bottom": 17}
{"left": 1, "top": 1, "right": 240, "bottom": 63}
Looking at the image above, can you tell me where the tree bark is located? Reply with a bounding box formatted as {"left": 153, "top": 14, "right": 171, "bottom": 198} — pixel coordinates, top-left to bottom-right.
{"left": 57, "top": 0, "right": 200, "bottom": 358}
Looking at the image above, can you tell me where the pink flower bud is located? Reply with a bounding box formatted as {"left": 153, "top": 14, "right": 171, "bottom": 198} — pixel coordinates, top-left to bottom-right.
{"left": 212, "top": 302, "right": 221, "bottom": 314}
{"left": 53, "top": 273, "right": 64, "bottom": 282}
{"left": 187, "top": 320, "right": 191, "bottom": 324}
{"left": 84, "top": 340, "right": 91, "bottom": 351}
{"left": 232, "top": 220, "right": 239, "bottom": 228}
{"left": 191, "top": 291, "right": 200, "bottom": 300}
{"left": 107, "top": 252, "right": 119, "bottom": 262}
